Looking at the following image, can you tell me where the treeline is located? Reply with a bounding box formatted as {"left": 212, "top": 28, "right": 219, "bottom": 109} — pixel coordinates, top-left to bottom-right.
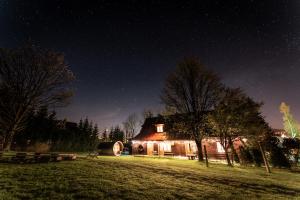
{"left": 13, "top": 106, "right": 99, "bottom": 152}
{"left": 100, "top": 126, "right": 125, "bottom": 142}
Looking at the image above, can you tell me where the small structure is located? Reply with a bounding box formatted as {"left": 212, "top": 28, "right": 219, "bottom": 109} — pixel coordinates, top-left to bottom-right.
{"left": 98, "top": 141, "right": 124, "bottom": 156}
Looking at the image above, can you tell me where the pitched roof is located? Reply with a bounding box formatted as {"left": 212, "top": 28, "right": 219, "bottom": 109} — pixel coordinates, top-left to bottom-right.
{"left": 133, "top": 115, "right": 282, "bottom": 141}
{"left": 133, "top": 115, "right": 193, "bottom": 141}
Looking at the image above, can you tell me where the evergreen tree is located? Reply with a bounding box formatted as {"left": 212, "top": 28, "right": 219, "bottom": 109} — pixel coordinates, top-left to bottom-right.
{"left": 113, "top": 126, "right": 124, "bottom": 142}
{"left": 102, "top": 129, "right": 108, "bottom": 142}
{"left": 90, "top": 124, "right": 99, "bottom": 150}
{"left": 93, "top": 125, "right": 99, "bottom": 139}
{"left": 78, "top": 119, "right": 83, "bottom": 131}
{"left": 109, "top": 127, "right": 114, "bottom": 141}
{"left": 83, "top": 118, "right": 89, "bottom": 133}
{"left": 88, "top": 121, "right": 93, "bottom": 137}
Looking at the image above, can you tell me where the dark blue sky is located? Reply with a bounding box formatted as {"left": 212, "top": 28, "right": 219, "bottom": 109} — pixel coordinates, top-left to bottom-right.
{"left": 1, "top": 0, "right": 299, "bottom": 129}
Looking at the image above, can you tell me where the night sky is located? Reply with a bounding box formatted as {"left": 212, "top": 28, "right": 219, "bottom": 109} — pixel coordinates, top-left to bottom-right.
{"left": 1, "top": 0, "right": 299, "bottom": 129}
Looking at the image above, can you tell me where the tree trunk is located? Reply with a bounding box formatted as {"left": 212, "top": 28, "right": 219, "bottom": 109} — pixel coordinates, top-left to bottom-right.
{"left": 3, "top": 130, "right": 15, "bottom": 151}
{"left": 229, "top": 138, "right": 240, "bottom": 163}
{"left": 294, "top": 149, "right": 299, "bottom": 166}
{"left": 224, "top": 148, "right": 232, "bottom": 167}
{"left": 195, "top": 138, "right": 204, "bottom": 162}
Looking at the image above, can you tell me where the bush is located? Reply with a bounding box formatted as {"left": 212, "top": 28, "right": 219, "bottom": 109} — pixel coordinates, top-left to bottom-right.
{"left": 282, "top": 138, "right": 300, "bottom": 165}
{"left": 264, "top": 136, "right": 291, "bottom": 168}
{"left": 250, "top": 148, "right": 263, "bottom": 167}
{"left": 239, "top": 146, "right": 253, "bottom": 166}
{"left": 269, "top": 145, "right": 291, "bottom": 168}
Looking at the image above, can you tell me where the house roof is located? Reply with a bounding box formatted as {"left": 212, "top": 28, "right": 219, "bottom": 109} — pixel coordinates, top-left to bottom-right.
{"left": 133, "top": 115, "right": 284, "bottom": 141}
{"left": 133, "top": 115, "right": 193, "bottom": 141}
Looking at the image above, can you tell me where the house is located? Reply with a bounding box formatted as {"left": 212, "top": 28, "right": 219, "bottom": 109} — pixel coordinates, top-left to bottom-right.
{"left": 132, "top": 115, "right": 244, "bottom": 160}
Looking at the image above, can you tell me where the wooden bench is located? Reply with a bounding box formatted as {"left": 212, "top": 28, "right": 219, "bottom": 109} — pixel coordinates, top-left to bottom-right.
{"left": 164, "top": 152, "right": 174, "bottom": 157}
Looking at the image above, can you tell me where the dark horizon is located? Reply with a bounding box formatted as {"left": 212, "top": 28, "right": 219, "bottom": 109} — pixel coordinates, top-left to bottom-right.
{"left": 1, "top": 0, "right": 299, "bottom": 129}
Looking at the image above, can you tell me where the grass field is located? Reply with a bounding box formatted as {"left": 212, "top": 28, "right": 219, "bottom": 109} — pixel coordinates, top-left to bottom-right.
{"left": 0, "top": 156, "right": 300, "bottom": 200}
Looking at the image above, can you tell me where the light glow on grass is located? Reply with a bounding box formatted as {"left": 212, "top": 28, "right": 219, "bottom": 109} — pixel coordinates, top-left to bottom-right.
{"left": 0, "top": 156, "right": 299, "bottom": 199}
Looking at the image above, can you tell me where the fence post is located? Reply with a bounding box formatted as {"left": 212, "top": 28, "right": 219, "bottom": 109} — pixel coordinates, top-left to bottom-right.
{"left": 204, "top": 145, "right": 209, "bottom": 167}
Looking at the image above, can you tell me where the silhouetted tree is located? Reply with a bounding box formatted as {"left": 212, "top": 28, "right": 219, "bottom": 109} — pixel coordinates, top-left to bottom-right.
{"left": 123, "top": 113, "right": 138, "bottom": 142}
{"left": 101, "top": 129, "right": 109, "bottom": 142}
{"left": 108, "top": 126, "right": 124, "bottom": 142}
{"left": 209, "top": 88, "right": 269, "bottom": 166}
{"left": 0, "top": 44, "right": 74, "bottom": 150}
{"left": 161, "top": 57, "right": 222, "bottom": 161}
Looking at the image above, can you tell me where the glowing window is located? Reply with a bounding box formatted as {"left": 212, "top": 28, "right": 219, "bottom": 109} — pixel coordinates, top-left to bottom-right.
{"left": 163, "top": 142, "right": 172, "bottom": 152}
{"left": 189, "top": 142, "right": 197, "bottom": 153}
{"left": 156, "top": 124, "right": 164, "bottom": 132}
{"left": 216, "top": 142, "right": 225, "bottom": 153}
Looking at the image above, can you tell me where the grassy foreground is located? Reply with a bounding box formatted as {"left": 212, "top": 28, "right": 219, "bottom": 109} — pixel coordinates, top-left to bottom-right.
{"left": 0, "top": 156, "right": 300, "bottom": 200}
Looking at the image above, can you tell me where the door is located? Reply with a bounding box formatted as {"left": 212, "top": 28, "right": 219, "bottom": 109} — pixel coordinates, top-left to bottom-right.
{"left": 153, "top": 143, "right": 158, "bottom": 155}
{"left": 147, "top": 143, "right": 153, "bottom": 155}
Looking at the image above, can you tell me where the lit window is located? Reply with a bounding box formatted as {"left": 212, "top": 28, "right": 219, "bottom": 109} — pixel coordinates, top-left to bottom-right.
{"left": 156, "top": 124, "right": 164, "bottom": 132}
{"left": 163, "top": 142, "right": 172, "bottom": 152}
{"left": 189, "top": 142, "right": 197, "bottom": 153}
{"left": 216, "top": 142, "right": 225, "bottom": 153}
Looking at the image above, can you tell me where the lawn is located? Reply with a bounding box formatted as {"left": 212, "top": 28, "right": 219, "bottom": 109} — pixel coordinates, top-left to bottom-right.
{"left": 0, "top": 156, "right": 300, "bottom": 200}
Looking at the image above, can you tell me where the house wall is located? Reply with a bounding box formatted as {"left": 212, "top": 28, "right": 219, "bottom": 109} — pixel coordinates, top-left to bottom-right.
{"left": 132, "top": 142, "right": 148, "bottom": 155}
{"left": 132, "top": 140, "right": 197, "bottom": 156}
{"left": 171, "top": 142, "right": 186, "bottom": 156}
{"left": 132, "top": 138, "right": 244, "bottom": 159}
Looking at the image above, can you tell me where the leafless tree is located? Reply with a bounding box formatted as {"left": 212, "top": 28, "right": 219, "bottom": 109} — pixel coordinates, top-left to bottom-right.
{"left": 123, "top": 113, "right": 139, "bottom": 142}
{"left": 161, "top": 57, "right": 222, "bottom": 161}
{"left": 0, "top": 44, "right": 75, "bottom": 150}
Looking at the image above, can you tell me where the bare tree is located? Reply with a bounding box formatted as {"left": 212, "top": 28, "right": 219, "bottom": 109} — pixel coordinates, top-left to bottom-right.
{"left": 0, "top": 44, "right": 75, "bottom": 150}
{"left": 161, "top": 57, "right": 222, "bottom": 161}
{"left": 123, "top": 113, "right": 139, "bottom": 142}
{"left": 142, "top": 109, "right": 153, "bottom": 120}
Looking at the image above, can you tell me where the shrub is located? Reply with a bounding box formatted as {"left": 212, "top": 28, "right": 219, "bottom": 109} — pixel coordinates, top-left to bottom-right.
{"left": 269, "top": 145, "right": 291, "bottom": 168}
{"left": 250, "top": 148, "right": 263, "bottom": 167}
{"left": 239, "top": 146, "right": 253, "bottom": 166}
{"left": 264, "top": 136, "right": 291, "bottom": 168}
{"left": 282, "top": 138, "right": 300, "bottom": 165}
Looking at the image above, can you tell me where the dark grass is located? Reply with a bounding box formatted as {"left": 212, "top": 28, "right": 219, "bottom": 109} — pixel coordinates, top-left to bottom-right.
{"left": 0, "top": 156, "right": 300, "bottom": 200}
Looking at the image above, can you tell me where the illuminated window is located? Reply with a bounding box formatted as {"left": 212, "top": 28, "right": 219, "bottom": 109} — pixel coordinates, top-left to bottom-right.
{"left": 216, "top": 142, "right": 225, "bottom": 153}
{"left": 163, "top": 142, "right": 172, "bottom": 152}
{"left": 189, "top": 142, "right": 197, "bottom": 153}
{"left": 156, "top": 124, "right": 164, "bottom": 132}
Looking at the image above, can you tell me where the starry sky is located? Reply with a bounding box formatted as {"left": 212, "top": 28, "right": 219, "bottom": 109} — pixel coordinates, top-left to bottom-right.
{"left": 0, "top": 0, "right": 299, "bottom": 129}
